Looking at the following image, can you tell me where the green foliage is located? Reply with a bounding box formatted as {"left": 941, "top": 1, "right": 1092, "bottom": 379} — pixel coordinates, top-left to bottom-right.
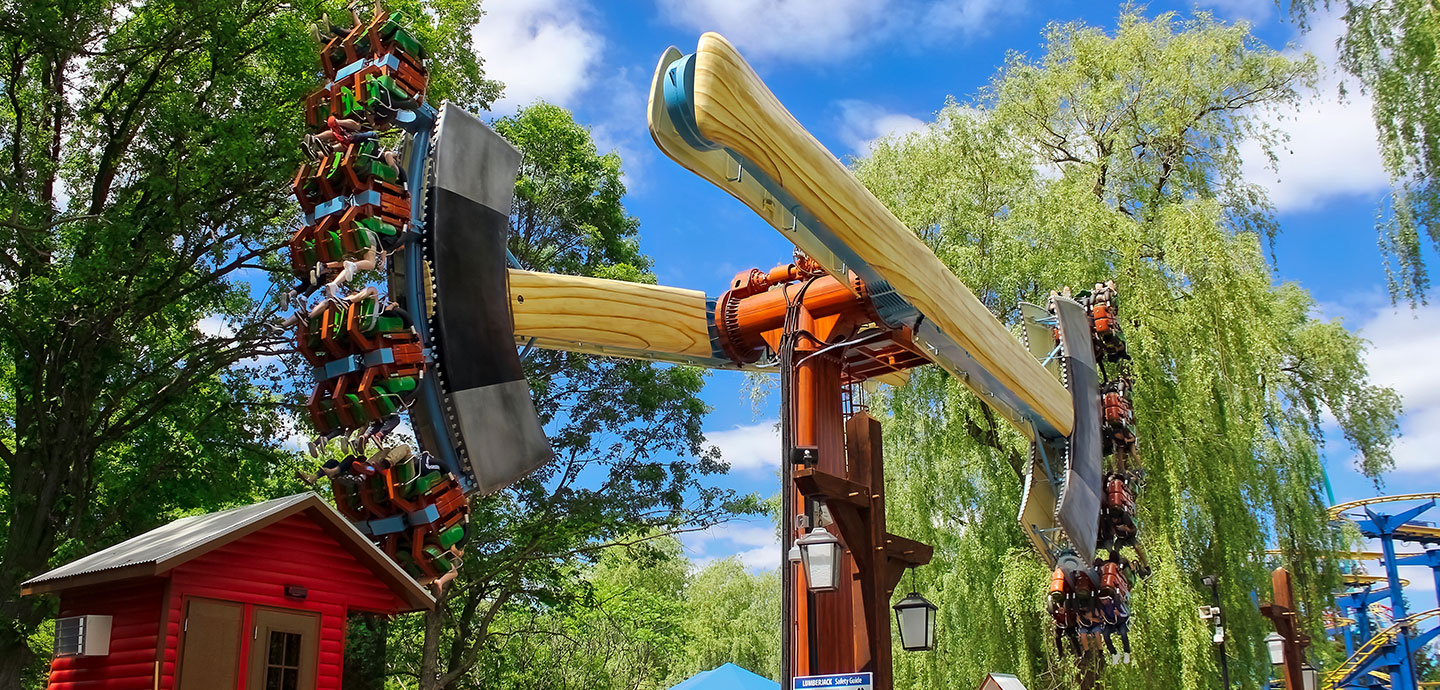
{"left": 1288, "top": 0, "right": 1440, "bottom": 301}
{"left": 477, "top": 536, "right": 691, "bottom": 689}
{"left": 0, "top": 2, "right": 315, "bottom": 685}
{"left": 430, "top": 537, "right": 779, "bottom": 690}
{"left": 0, "top": 1, "right": 496, "bottom": 687}
{"left": 853, "top": 12, "right": 1398, "bottom": 689}
{"left": 497, "top": 101, "right": 651, "bottom": 282}
{"left": 665, "top": 557, "right": 781, "bottom": 682}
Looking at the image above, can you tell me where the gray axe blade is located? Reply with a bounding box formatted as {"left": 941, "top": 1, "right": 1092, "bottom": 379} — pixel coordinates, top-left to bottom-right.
{"left": 1052, "top": 296, "right": 1103, "bottom": 563}
{"left": 424, "top": 103, "right": 552, "bottom": 494}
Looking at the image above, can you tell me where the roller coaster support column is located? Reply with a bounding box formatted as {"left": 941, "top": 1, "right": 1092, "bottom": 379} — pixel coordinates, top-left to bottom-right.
{"left": 1336, "top": 586, "right": 1389, "bottom": 646}
{"left": 789, "top": 293, "right": 851, "bottom": 677}
{"left": 1261, "top": 567, "right": 1310, "bottom": 690}
{"left": 1360, "top": 502, "right": 1434, "bottom": 690}
{"left": 1342, "top": 617, "right": 1355, "bottom": 659}
{"left": 1391, "top": 550, "right": 1440, "bottom": 610}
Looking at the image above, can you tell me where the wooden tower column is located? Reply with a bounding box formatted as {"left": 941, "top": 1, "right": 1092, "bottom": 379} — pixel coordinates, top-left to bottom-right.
{"left": 1261, "top": 567, "right": 1310, "bottom": 690}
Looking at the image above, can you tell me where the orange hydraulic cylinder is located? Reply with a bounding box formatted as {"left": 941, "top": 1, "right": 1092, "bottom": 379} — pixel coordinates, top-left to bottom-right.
{"left": 716, "top": 273, "right": 874, "bottom": 364}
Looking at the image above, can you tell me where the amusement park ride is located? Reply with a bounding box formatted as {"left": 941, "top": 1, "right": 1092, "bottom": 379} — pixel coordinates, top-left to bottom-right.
{"left": 277, "top": 8, "right": 1147, "bottom": 686}
{"left": 1311, "top": 494, "right": 1440, "bottom": 690}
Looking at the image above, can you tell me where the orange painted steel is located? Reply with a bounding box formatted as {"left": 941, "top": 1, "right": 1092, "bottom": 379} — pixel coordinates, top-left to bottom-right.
{"left": 715, "top": 271, "right": 873, "bottom": 364}
{"left": 720, "top": 262, "right": 933, "bottom": 687}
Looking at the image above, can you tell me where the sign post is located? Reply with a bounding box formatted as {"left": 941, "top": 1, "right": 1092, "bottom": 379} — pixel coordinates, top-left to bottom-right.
{"left": 793, "top": 673, "right": 875, "bottom": 689}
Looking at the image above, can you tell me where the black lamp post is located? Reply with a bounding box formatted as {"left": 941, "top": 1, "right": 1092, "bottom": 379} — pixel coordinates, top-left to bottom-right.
{"left": 1202, "top": 574, "right": 1231, "bottom": 689}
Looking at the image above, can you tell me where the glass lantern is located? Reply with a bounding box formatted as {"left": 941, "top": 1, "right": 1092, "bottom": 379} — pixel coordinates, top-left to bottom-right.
{"left": 893, "top": 591, "right": 938, "bottom": 651}
{"left": 1265, "top": 631, "right": 1285, "bottom": 666}
{"left": 796, "top": 527, "right": 842, "bottom": 592}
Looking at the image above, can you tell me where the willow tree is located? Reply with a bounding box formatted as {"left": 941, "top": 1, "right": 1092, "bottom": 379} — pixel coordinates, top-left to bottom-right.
{"left": 1289, "top": 0, "right": 1440, "bottom": 302}
{"left": 852, "top": 13, "right": 1400, "bottom": 689}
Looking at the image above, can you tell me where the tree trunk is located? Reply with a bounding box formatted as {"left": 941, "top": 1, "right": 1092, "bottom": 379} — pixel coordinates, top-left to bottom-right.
{"left": 418, "top": 586, "right": 448, "bottom": 690}
{"left": 0, "top": 443, "right": 72, "bottom": 690}
{"left": 0, "top": 644, "right": 36, "bottom": 690}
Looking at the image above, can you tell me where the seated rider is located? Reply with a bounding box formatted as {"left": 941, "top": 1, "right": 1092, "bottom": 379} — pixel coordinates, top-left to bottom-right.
{"left": 1050, "top": 595, "right": 1079, "bottom": 657}
{"left": 274, "top": 288, "right": 340, "bottom": 333}
{"left": 1100, "top": 593, "right": 1132, "bottom": 665}
{"left": 283, "top": 222, "right": 420, "bottom": 310}
{"left": 1078, "top": 602, "right": 1104, "bottom": 654}
{"left": 308, "top": 116, "right": 409, "bottom": 184}
{"left": 330, "top": 285, "right": 415, "bottom": 330}
{"left": 278, "top": 283, "right": 416, "bottom": 335}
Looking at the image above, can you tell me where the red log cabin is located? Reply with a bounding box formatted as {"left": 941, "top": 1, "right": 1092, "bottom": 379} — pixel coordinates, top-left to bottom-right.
{"left": 21, "top": 492, "right": 434, "bottom": 690}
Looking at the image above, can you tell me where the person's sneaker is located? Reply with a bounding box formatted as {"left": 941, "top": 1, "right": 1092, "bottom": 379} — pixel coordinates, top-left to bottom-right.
{"left": 378, "top": 413, "right": 402, "bottom": 435}
{"left": 307, "top": 438, "right": 323, "bottom": 458}
{"left": 1123, "top": 652, "right": 1132, "bottom": 664}
{"left": 300, "top": 134, "right": 324, "bottom": 161}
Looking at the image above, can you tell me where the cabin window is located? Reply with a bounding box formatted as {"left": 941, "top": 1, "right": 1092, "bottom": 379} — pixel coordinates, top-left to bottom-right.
{"left": 264, "top": 630, "right": 303, "bottom": 690}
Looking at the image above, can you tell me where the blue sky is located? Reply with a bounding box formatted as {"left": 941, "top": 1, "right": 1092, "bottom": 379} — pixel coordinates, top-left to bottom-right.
{"left": 467, "top": 0, "right": 1439, "bottom": 595}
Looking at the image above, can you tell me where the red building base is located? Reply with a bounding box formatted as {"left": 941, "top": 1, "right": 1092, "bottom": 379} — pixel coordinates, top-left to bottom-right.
{"left": 22, "top": 493, "right": 434, "bottom": 690}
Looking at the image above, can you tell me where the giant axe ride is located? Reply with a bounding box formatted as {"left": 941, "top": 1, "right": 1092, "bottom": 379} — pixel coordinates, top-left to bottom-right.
{"left": 451, "top": 34, "right": 1104, "bottom": 683}
{"left": 290, "top": 16, "right": 1124, "bottom": 686}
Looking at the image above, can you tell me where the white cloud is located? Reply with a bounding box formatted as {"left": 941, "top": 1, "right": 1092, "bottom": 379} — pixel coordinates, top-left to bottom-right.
{"left": 195, "top": 315, "right": 235, "bottom": 338}
{"left": 704, "top": 420, "right": 781, "bottom": 473}
{"left": 835, "top": 99, "right": 928, "bottom": 155}
{"left": 682, "top": 520, "right": 781, "bottom": 570}
{"left": 472, "top": 0, "right": 604, "bottom": 114}
{"left": 1353, "top": 301, "right": 1440, "bottom": 474}
{"left": 1196, "top": 0, "right": 1274, "bottom": 23}
{"left": 585, "top": 67, "right": 656, "bottom": 191}
{"left": 654, "top": 0, "right": 1018, "bottom": 64}
{"left": 1241, "top": 13, "right": 1390, "bottom": 212}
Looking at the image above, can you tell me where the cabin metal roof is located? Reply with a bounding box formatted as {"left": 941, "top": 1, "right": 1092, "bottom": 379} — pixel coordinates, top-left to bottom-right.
{"left": 21, "top": 492, "right": 434, "bottom": 610}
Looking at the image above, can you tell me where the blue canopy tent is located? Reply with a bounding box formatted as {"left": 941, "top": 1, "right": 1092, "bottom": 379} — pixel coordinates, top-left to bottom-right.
{"left": 669, "top": 663, "right": 779, "bottom": 690}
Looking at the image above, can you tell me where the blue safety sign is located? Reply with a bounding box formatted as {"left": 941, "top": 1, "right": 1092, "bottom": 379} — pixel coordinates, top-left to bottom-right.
{"left": 792, "top": 673, "right": 873, "bottom": 689}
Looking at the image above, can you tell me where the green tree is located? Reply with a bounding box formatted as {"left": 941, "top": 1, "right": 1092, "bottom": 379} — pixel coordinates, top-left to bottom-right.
{"left": 851, "top": 12, "right": 1399, "bottom": 689}
{"left": 0, "top": 1, "right": 496, "bottom": 687}
{"left": 478, "top": 535, "right": 691, "bottom": 690}
{"left": 666, "top": 557, "right": 781, "bottom": 683}
{"left": 450, "top": 538, "right": 780, "bottom": 690}
{"left": 382, "top": 103, "right": 758, "bottom": 690}
{"left": 1288, "top": 0, "right": 1440, "bottom": 301}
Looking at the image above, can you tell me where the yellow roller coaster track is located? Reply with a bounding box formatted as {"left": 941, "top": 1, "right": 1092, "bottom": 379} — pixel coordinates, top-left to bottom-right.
{"left": 1341, "top": 574, "right": 1411, "bottom": 587}
{"left": 1324, "top": 608, "right": 1440, "bottom": 689}
{"left": 1266, "top": 549, "right": 1422, "bottom": 561}
{"left": 1327, "top": 603, "right": 1400, "bottom": 625}
{"left": 1393, "top": 523, "right": 1440, "bottom": 541}
{"left": 1328, "top": 493, "right": 1440, "bottom": 519}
